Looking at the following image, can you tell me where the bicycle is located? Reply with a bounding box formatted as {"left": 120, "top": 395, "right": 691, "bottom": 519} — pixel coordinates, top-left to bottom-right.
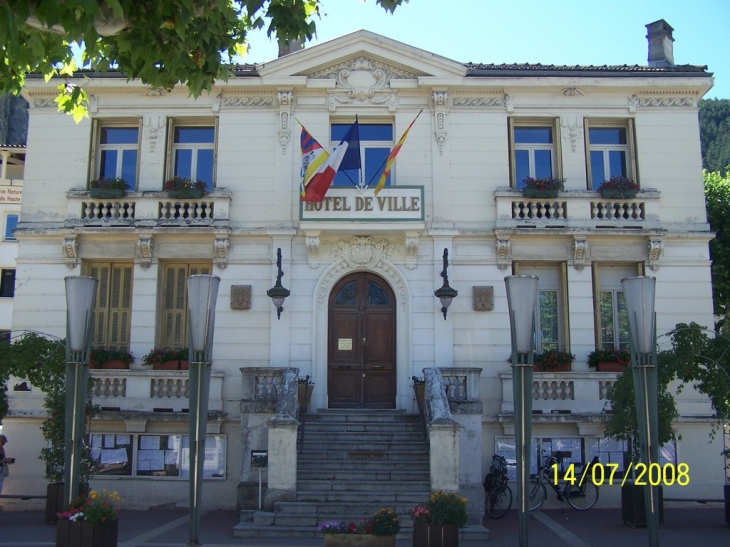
{"left": 528, "top": 451, "right": 600, "bottom": 511}
{"left": 484, "top": 454, "right": 513, "bottom": 519}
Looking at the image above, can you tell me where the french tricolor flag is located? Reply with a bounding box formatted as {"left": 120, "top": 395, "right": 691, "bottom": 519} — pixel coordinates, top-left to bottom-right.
{"left": 300, "top": 120, "right": 360, "bottom": 202}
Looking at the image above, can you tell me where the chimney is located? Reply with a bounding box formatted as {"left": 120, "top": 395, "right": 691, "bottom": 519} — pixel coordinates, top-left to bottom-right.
{"left": 278, "top": 38, "right": 304, "bottom": 58}
{"left": 645, "top": 19, "right": 674, "bottom": 67}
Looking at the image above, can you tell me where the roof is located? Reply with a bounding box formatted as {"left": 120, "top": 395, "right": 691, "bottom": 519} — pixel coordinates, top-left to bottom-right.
{"left": 465, "top": 62, "right": 711, "bottom": 78}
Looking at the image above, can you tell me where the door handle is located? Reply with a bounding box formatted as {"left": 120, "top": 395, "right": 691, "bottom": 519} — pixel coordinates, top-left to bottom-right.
{"left": 371, "top": 365, "right": 385, "bottom": 369}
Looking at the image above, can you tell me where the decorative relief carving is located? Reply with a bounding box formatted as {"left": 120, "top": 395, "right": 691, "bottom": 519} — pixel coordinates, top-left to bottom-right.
{"left": 310, "top": 56, "right": 416, "bottom": 80}
{"left": 143, "top": 115, "right": 165, "bottom": 153}
{"left": 433, "top": 91, "right": 448, "bottom": 108}
{"left": 212, "top": 92, "right": 222, "bottom": 112}
{"left": 316, "top": 256, "right": 407, "bottom": 309}
{"left": 557, "top": 88, "right": 585, "bottom": 97}
{"left": 305, "top": 231, "right": 321, "bottom": 269}
{"left": 88, "top": 95, "right": 98, "bottom": 113}
{"left": 214, "top": 236, "right": 229, "bottom": 268}
{"left": 452, "top": 96, "right": 506, "bottom": 107}
{"left": 277, "top": 91, "right": 293, "bottom": 154}
{"left": 317, "top": 57, "right": 403, "bottom": 111}
{"left": 572, "top": 237, "right": 588, "bottom": 270}
{"left": 221, "top": 96, "right": 274, "bottom": 107}
{"left": 324, "top": 236, "right": 395, "bottom": 269}
{"left": 33, "top": 98, "right": 57, "bottom": 108}
{"left": 433, "top": 92, "right": 448, "bottom": 155}
{"left": 630, "top": 94, "right": 694, "bottom": 108}
{"left": 63, "top": 236, "right": 79, "bottom": 269}
{"left": 404, "top": 231, "right": 420, "bottom": 270}
{"left": 145, "top": 88, "right": 170, "bottom": 97}
{"left": 504, "top": 94, "right": 514, "bottom": 113}
{"left": 136, "top": 236, "right": 153, "bottom": 269}
{"left": 495, "top": 238, "right": 511, "bottom": 270}
{"left": 648, "top": 238, "right": 663, "bottom": 271}
{"left": 560, "top": 116, "right": 583, "bottom": 153}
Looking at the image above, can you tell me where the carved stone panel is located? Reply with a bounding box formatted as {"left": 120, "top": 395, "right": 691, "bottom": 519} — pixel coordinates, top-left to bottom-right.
{"left": 231, "top": 285, "right": 252, "bottom": 310}
{"left": 473, "top": 286, "right": 494, "bottom": 311}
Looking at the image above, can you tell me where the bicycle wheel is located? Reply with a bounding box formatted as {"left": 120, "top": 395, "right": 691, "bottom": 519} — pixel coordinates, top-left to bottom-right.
{"left": 528, "top": 478, "right": 547, "bottom": 511}
{"left": 486, "top": 484, "right": 512, "bottom": 519}
{"left": 566, "top": 482, "right": 599, "bottom": 510}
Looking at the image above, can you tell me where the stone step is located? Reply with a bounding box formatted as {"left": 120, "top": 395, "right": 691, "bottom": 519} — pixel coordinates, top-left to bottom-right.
{"left": 302, "top": 423, "right": 423, "bottom": 435}
{"left": 294, "top": 490, "right": 428, "bottom": 504}
{"left": 267, "top": 512, "right": 417, "bottom": 529}
{"left": 307, "top": 411, "right": 419, "bottom": 424}
{"left": 297, "top": 469, "right": 429, "bottom": 482}
{"left": 297, "top": 458, "right": 429, "bottom": 472}
{"left": 301, "top": 431, "right": 424, "bottom": 443}
{"left": 300, "top": 440, "right": 427, "bottom": 452}
{"left": 274, "top": 501, "right": 419, "bottom": 516}
{"left": 297, "top": 479, "right": 431, "bottom": 492}
{"left": 297, "top": 449, "right": 429, "bottom": 461}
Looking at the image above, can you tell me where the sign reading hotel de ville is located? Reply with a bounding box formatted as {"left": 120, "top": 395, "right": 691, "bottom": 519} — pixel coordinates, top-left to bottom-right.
{"left": 0, "top": 185, "right": 22, "bottom": 204}
{"left": 300, "top": 186, "right": 424, "bottom": 222}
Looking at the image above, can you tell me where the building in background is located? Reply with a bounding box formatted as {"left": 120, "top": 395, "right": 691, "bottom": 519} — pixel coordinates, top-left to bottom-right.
{"left": 1, "top": 20, "right": 723, "bottom": 527}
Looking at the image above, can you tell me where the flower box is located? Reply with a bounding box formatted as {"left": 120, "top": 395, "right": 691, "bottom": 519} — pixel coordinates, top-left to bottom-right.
{"left": 412, "top": 522, "right": 459, "bottom": 547}
{"left": 89, "top": 188, "right": 125, "bottom": 199}
{"left": 536, "top": 362, "right": 571, "bottom": 372}
{"left": 522, "top": 187, "right": 558, "bottom": 199}
{"left": 167, "top": 188, "right": 204, "bottom": 199}
{"left": 96, "top": 360, "right": 129, "bottom": 370}
{"left": 600, "top": 189, "right": 637, "bottom": 199}
{"left": 324, "top": 535, "right": 395, "bottom": 547}
{"left": 595, "top": 361, "right": 628, "bottom": 372}
{"left": 55, "top": 519, "right": 118, "bottom": 547}
{"left": 153, "top": 360, "right": 182, "bottom": 371}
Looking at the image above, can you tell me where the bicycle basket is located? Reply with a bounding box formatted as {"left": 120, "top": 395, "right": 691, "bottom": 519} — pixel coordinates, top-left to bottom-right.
{"left": 483, "top": 472, "right": 497, "bottom": 492}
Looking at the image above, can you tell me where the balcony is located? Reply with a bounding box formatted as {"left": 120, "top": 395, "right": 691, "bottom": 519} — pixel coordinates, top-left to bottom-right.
{"left": 65, "top": 189, "right": 232, "bottom": 229}
{"left": 494, "top": 188, "right": 661, "bottom": 231}
{"left": 90, "top": 369, "right": 225, "bottom": 413}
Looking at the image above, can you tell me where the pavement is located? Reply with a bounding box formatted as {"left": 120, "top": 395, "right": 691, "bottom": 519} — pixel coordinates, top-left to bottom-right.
{"left": 0, "top": 506, "right": 727, "bottom": 546}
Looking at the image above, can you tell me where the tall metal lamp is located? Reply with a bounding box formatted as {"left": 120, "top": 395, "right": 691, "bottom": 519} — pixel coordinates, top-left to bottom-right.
{"left": 186, "top": 274, "right": 220, "bottom": 547}
{"left": 63, "top": 276, "right": 98, "bottom": 505}
{"left": 504, "top": 274, "right": 539, "bottom": 547}
{"left": 621, "top": 275, "right": 659, "bottom": 547}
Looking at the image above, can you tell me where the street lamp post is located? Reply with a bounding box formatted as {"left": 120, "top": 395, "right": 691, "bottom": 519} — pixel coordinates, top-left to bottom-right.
{"left": 621, "top": 276, "right": 660, "bottom": 547}
{"left": 63, "top": 276, "right": 98, "bottom": 505}
{"left": 504, "top": 275, "right": 539, "bottom": 547}
{"left": 186, "top": 274, "right": 221, "bottom": 547}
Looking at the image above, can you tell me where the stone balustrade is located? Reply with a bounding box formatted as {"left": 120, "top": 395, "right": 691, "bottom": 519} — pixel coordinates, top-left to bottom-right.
{"left": 65, "top": 189, "right": 231, "bottom": 228}
{"left": 494, "top": 188, "right": 661, "bottom": 230}
{"left": 90, "top": 369, "right": 225, "bottom": 413}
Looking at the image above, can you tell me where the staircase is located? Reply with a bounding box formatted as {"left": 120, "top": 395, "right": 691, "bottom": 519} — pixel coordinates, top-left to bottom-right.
{"left": 234, "top": 409, "right": 430, "bottom": 538}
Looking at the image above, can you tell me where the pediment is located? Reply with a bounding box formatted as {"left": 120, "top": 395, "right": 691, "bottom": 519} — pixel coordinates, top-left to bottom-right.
{"left": 257, "top": 30, "right": 466, "bottom": 82}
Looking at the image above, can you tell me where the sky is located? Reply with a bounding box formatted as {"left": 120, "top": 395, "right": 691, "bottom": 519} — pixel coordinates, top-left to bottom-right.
{"left": 241, "top": 0, "right": 729, "bottom": 100}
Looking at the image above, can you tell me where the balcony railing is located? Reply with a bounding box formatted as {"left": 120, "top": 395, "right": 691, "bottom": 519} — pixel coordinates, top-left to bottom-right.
{"left": 499, "top": 370, "right": 619, "bottom": 415}
{"left": 90, "top": 369, "right": 225, "bottom": 413}
{"left": 495, "top": 188, "right": 661, "bottom": 230}
{"left": 65, "top": 189, "right": 232, "bottom": 228}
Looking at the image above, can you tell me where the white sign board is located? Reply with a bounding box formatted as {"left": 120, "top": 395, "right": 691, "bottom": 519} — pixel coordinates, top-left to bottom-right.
{"left": 300, "top": 186, "right": 424, "bottom": 222}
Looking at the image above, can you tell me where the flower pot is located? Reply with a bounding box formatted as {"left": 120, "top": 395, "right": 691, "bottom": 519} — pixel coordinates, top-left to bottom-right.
{"left": 412, "top": 522, "right": 459, "bottom": 547}
{"left": 324, "top": 535, "right": 395, "bottom": 547}
{"left": 153, "top": 360, "right": 181, "bottom": 370}
{"left": 595, "top": 361, "right": 628, "bottom": 372}
{"left": 168, "top": 188, "right": 203, "bottom": 199}
{"left": 179, "top": 360, "right": 189, "bottom": 371}
{"left": 522, "top": 188, "right": 558, "bottom": 199}
{"left": 600, "top": 189, "right": 637, "bottom": 199}
{"left": 46, "top": 483, "right": 89, "bottom": 524}
{"left": 537, "top": 362, "right": 571, "bottom": 372}
{"left": 56, "top": 519, "right": 118, "bottom": 547}
{"left": 89, "top": 188, "right": 125, "bottom": 199}
{"left": 98, "top": 360, "right": 129, "bottom": 370}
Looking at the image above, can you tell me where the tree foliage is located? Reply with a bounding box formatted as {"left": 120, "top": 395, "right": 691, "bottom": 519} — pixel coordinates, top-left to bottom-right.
{"left": 0, "top": 0, "right": 408, "bottom": 119}
{"left": 699, "top": 98, "right": 730, "bottom": 176}
{"left": 704, "top": 169, "right": 730, "bottom": 330}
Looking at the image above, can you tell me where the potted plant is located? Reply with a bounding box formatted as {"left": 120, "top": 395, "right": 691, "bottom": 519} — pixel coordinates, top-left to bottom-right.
{"left": 56, "top": 489, "right": 122, "bottom": 547}
{"left": 164, "top": 176, "right": 207, "bottom": 199}
{"left": 521, "top": 176, "right": 565, "bottom": 198}
{"left": 141, "top": 347, "right": 189, "bottom": 370}
{"left": 597, "top": 176, "right": 639, "bottom": 199}
{"left": 318, "top": 508, "right": 400, "bottom": 547}
{"left": 411, "top": 490, "right": 468, "bottom": 547}
{"left": 88, "top": 177, "right": 130, "bottom": 199}
{"left": 535, "top": 349, "right": 575, "bottom": 372}
{"left": 587, "top": 348, "right": 631, "bottom": 372}
{"left": 90, "top": 348, "right": 134, "bottom": 370}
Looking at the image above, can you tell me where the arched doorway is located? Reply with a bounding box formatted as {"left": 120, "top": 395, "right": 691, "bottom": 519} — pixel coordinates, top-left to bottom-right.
{"left": 328, "top": 272, "right": 396, "bottom": 409}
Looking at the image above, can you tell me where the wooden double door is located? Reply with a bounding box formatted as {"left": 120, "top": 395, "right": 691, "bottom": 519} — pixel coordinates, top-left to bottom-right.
{"left": 328, "top": 272, "right": 396, "bottom": 409}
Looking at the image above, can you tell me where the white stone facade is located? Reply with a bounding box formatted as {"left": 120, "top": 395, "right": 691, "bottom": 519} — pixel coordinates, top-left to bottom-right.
{"left": 2, "top": 30, "right": 724, "bottom": 511}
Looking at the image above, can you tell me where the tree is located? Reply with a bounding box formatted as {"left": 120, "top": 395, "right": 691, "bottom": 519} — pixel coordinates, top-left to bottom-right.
{"left": 704, "top": 169, "right": 730, "bottom": 330}
{"left": 699, "top": 98, "right": 730, "bottom": 176}
{"left": 0, "top": 0, "right": 408, "bottom": 120}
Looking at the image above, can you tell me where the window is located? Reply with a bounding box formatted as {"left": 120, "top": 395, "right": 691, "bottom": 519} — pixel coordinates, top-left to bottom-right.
{"left": 86, "top": 263, "right": 133, "bottom": 352}
{"left": 590, "top": 437, "right": 628, "bottom": 472}
{"left": 160, "top": 263, "right": 212, "bottom": 349}
{"left": 94, "top": 124, "right": 139, "bottom": 187}
{"left": 170, "top": 124, "right": 216, "bottom": 190}
{"left": 515, "top": 264, "right": 568, "bottom": 352}
{"left": 4, "top": 214, "right": 18, "bottom": 241}
{"left": 0, "top": 269, "right": 15, "bottom": 298}
{"left": 496, "top": 437, "right": 583, "bottom": 481}
{"left": 593, "top": 265, "right": 641, "bottom": 350}
{"left": 586, "top": 121, "right": 636, "bottom": 190}
{"left": 89, "top": 433, "right": 226, "bottom": 478}
{"left": 509, "top": 120, "right": 560, "bottom": 189}
{"left": 331, "top": 122, "right": 393, "bottom": 189}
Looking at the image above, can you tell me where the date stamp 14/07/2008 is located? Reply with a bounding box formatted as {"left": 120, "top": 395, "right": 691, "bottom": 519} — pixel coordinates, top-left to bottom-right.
{"left": 552, "top": 462, "right": 690, "bottom": 487}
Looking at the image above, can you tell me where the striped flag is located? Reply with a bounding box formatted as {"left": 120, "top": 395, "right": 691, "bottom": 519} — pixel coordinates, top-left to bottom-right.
{"left": 301, "top": 120, "right": 361, "bottom": 202}
{"left": 299, "top": 123, "right": 330, "bottom": 197}
{"left": 373, "top": 110, "right": 422, "bottom": 196}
